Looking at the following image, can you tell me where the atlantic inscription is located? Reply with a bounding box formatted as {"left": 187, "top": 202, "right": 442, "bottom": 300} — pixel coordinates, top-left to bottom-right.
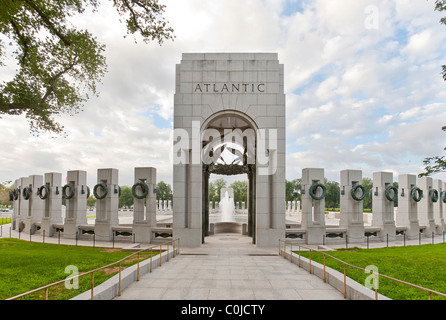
{"left": 194, "top": 83, "right": 266, "bottom": 93}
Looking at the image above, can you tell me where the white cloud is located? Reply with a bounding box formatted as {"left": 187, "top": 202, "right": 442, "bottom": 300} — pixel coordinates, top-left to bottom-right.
{"left": 1, "top": 0, "right": 446, "bottom": 188}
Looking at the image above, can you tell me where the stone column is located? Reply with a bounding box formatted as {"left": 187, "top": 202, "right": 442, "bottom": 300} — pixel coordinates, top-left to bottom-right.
{"left": 63, "top": 170, "right": 88, "bottom": 239}
{"left": 397, "top": 174, "right": 420, "bottom": 239}
{"left": 433, "top": 179, "right": 445, "bottom": 234}
{"left": 417, "top": 176, "right": 436, "bottom": 236}
{"left": 24, "top": 175, "right": 44, "bottom": 234}
{"left": 132, "top": 167, "right": 157, "bottom": 243}
{"left": 12, "top": 179, "right": 21, "bottom": 230}
{"left": 301, "top": 168, "right": 326, "bottom": 244}
{"left": 443, "top": 181, "right": 446, "bottom": 231}
{"left": 371, "top": 172, "right": 396, "bottom": 240}
{"left": 94, "top": 168, "right": 119, "bottom": 241}
{"left": 17, "top": 177, "right": 30, "bottom": 232}
{"left": 340, "top": 170, "right": 365, "bottom": 243}
{"left": 41, "top": 172, "right": 63, "bottom": 237}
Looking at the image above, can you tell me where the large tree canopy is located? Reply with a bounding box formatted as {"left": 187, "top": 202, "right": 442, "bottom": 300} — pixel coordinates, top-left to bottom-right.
{"left": 0, "top": 0, "right": 174, "bottom": 134}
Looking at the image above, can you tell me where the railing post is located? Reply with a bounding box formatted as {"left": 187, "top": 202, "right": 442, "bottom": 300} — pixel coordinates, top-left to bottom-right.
{"left": 159, "top": 245, "right": 162, "bottom": 267}
{"left": 290, "top": 242, "right": 293, "bottom": 264}
{"left": 298, "top": 246, "right": 301, "bottom": 268}
{"left": 43, "top": 229, "right": 45, "bottom": 244}
{"left": 150, "top": 247, "right": 153, "bottom": 272}
{"left": 309, "top": 249, "right": 312, "bottom": 274}
{"left": 91, "top": 272, "right": 94, "bottom": 300}
{"left": 137, "top": 252, "right": 140, "bottom": 281}
{"left": 45, "top": 287, "right": 49, "bottom": 300}
{"left": 323, "top": 254, "right": 326, "bottom": 283}
{"left": 118, "top": 262, "right": 122, "bottom": 296}
{"left": 375, "top": 276, "right": 378, "bottom": 300}
{"left": 167, "top": 243, "right": 169, "bottom": 262}
{"left": 343, "top": 263, "right": 347, "bottom": 298}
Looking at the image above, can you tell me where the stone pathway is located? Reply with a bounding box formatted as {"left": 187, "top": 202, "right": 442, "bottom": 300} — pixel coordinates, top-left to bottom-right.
{"left": 113, "top": 233, "right": 345, "bottom": 300}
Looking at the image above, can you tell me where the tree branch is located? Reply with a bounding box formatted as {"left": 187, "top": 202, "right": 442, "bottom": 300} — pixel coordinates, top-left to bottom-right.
{"left": 40, "top": 55, "right": 79, "bottom": 104}
{"left": 22, "top": 0, "right": 71, "bottom": 46}
{"left": 9, "top": 19, "right": 30, "bottom": 66}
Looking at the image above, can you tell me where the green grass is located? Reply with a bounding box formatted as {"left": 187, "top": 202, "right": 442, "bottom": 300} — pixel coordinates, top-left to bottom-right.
{"left": 297, "top": 244, "right": 446, "bottom": 300}
{"left": 0, "top": 238, "right": 157, "bottom": 300}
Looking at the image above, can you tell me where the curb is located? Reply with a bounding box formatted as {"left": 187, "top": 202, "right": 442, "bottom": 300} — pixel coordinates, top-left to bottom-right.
{"left": 282, "top": 251, "right": 391, "bottom": 300}
{"left": 71, "top": 249, "right": 178, "bottom": 300}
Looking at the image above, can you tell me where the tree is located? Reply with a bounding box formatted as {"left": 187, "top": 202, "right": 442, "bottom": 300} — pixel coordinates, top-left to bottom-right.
{"left": 361, "top": 177, "right": 373, "bottom": 210}
{"left": 420, "top": 126, "right": 446, "bottom": 177}
{"left": 209, "top": 178, "right": 226, "bottom": 204}
{"left": 0, "top": 181, "right": 13, "bottom": 206}
{"left": 324, "top": 179, "right": 339, "bottom": 210}
{"left": 0, "top": 0, "right": 174, "bottom": 134}
{"left": 285, "top": 179, "right": 301, "bottom": 202}
{"left": 118, "top": 185, "right": 133, "bottom": 208}
{"left": 156, "top": 181, "right": 172, "bottom": 201}
{"left": 229, "top": 180, "right": 247, "bottom": 206}
{"left": 86, "top": 195, "right": 96, "bottom": 207}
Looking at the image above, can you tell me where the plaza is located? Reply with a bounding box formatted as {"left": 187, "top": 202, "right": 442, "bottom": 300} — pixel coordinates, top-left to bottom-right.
{"left": 3, "top": 53, "right": 446, "bottom": 301}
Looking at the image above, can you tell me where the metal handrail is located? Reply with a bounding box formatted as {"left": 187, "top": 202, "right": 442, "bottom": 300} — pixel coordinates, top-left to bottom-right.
{"left": 6, "top": 238, "right": 180, "bottom": 300}
{"left": 278, "top": 239, "right": 446, "bottom": 300}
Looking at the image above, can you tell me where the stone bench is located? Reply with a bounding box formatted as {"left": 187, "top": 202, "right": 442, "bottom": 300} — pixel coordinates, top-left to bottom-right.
{"left": 152, "top": 227, "right": 173, "bottom": 239}
{"left": 364, "top": 227, "right": 381, "bottom": 238}
{"left": 78, "top": 224, "right": 95, "bottom": 235}
{"left": 325, "top": 227, "right": 347, "bottom": 239}
{"left": 395, "top": 226, "right": 407, "bottom": 236}
{"left": 285, "top": 229, "right": 306, "bottom": 239}
{"left": 112, "top": 226, "right": 133, "bottom": 237}
{"left": 53, "top": 223, "right": 64, "bottom": 232}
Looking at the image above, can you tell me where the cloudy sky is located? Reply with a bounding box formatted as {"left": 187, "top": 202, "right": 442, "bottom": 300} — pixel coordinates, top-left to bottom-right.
{"left": 1, "top": 0, "right": 446, "bottom": 188}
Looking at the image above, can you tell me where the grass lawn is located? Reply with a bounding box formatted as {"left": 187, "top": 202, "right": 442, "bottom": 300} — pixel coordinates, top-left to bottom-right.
{"left": 297, "top": 243, "right": 446, "bottom": 300}
{"left": 0, "top": 238, "right": 158, "bottom": 300}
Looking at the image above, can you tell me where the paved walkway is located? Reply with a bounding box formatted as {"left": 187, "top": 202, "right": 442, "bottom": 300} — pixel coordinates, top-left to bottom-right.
{"left": 113, "top": 233, "right": 345, "bottom": 300}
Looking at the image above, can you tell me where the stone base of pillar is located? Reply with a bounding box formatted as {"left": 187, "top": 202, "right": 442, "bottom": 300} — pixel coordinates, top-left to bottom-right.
{"left": 256, "top": 228, "right": 284, "bottom": 247}
{"left": 305, "top": 225, "right": 326, "bottom": 245}
{"left": 173, "top": 228, "right": 201, "bottom": 247}
{"left": 95, "top": 222, "right": 115, "bottom": 242}
{"left": 346, "top": 224, "right": 365, "bottom": 243}
{"left": 133, "top": 223, "right": 153, "bottom": 243}
{"left": 63, "top": 221, "right": 79, "bottom": 239}
{"left": 41, "top": 217, "right": 62, "bottom": 237}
